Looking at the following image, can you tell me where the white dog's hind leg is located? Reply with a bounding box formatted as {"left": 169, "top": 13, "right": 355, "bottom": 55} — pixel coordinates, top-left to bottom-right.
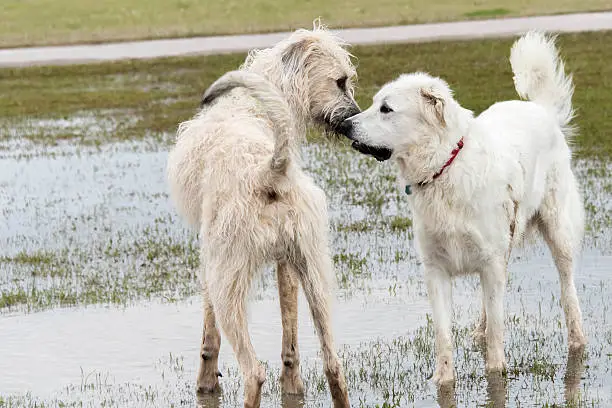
{"left": 543, "top": 237, "right": 586, "bottom": 349}
{"left": 480, "top": 259, "right": 507, "bottom": 374}
{"left": 196, "top": 282, "right": 222, "bottom": 393}
{"left": 276, "top": 261, "right": 305, "bottom": 395}
{"left": 539, "top": 186, "right": 586, "bottom": 350}
{"left": 207, "top": 262, "right": 266, "bottom": 408}
{"left": 291, "top": 243, "right": 350, "bottom": 408}
{"left": 425, "top": 265, "right": 455, "bottom": 385}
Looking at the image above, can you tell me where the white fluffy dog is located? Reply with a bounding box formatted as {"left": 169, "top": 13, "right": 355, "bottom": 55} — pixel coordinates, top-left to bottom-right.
{"left": 338, "top": 32, "right": 586, "bottom": 384}
{"left": 167, "top": 25, "right": 358, "bottom": 408}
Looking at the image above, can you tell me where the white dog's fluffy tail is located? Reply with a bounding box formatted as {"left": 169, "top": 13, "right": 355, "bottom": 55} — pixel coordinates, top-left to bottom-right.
{"left": 201, "top": 70, "right": 295, "bottom": 175}
{"left": 510, "top": 31, "right": 574, "bottom": 132}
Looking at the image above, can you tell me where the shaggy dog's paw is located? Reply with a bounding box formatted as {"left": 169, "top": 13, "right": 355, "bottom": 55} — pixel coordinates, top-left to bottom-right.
{"left": 196, "top": 373, "right": 221, "bottom": 394}
{"left": 280, "top": 370, "right": 305, "bottom": 395}
{"left": 243, "top": 366, "right": 266, "bottom": 408}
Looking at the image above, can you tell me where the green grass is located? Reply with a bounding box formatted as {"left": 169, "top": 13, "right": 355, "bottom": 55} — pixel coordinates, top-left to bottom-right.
{"left": 1, "top": 31, "right": 612, "bottom": 157}
{"left": 0, "top": 221, "right": 201, "bottom": 311}
{"left": 464, "top": 8, "right": 511, "bottom": 18}
{"left": 0, "top": 33, "right": 610, "bottom": 408}
{"left": 1, "top": 0, "right": 611, "bottom": 48}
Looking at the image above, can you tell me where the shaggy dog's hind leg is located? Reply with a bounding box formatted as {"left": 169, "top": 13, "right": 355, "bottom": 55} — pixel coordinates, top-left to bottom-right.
{"left": 291, "top": 243, "right": 350, "bottom": 408}
{"left": 196, "top": 282, "right": 222, "bottom": 394}
{"left": 277, "top": 261, "right": 305, "bottom": 395}
{"left": 207, "top": 262, "right": 266, "bottom": 408}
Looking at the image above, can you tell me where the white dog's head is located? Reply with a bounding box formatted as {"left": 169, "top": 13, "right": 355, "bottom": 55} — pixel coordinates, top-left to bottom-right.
{"left": 338, "top": 72, "right": 473, "bottom": 183}
{"left": 243, "top": 22, "right": 360, "bottom": 134}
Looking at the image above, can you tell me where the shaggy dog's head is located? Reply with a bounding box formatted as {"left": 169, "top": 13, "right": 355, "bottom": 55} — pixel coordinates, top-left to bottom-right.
{"left": 242, "top": 21, "right": 360, "bottom": 135}
{"left": 338, "top": 72, "right": 473, "bottom": 184}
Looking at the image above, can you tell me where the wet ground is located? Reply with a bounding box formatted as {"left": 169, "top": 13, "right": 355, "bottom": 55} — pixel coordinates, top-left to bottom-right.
{"left": 1, "top": 135, "right": 611, "bottom": 407}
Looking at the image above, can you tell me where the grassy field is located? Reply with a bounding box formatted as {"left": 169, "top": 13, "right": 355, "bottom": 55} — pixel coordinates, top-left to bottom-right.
{"left": 1, "top": 33, "right": 611, "bottom": 407}
{"left": 1, "top": 0, "right": 611, "bottom": 48}
{"left": 1, "top": 31, "right": 611, "bottom": 313}
{"left": 1, "top": 31, "right": 611, "bottom": 157}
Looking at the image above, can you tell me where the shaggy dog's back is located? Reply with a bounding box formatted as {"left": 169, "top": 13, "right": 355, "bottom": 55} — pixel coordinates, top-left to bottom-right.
{"left": 167, "top": 89, "right": 274, "bottom": 228}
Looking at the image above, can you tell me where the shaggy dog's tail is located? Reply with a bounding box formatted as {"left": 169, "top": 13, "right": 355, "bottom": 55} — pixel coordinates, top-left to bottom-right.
{"left": 510, "top": 31, "right": 574, "bottom": 132}
{"left": 202, "top": 70, "right": 295, "bottom": 175}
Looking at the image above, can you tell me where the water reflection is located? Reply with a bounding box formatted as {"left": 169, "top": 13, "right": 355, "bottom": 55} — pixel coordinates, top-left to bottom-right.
{"left": 435, "top": 372, "right": 507, "bottom": 408}
{"left": 280, "top": 394, "right": 306, "bottom": 408}
{"left": 436, "top": 382, "right": 456, "bottom": 408}
{"left": 196, "top": 390, "right": 305, "bottom": 408}
{"left": 196, "top": 391, "right": 222, "bottom": 408}
{"left": 485, "top": 371, "right": 507, "bottom": 408}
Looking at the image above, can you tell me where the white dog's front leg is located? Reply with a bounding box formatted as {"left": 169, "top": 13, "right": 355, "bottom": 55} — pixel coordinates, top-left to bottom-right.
{"left": 472, "top": 295, "right": 487, "bottom": 345}
{"left": 425, "top": 265, "right": 455, "bottom": 385}
{"left": 480, "top": 261, "right": 507, "bottom": 374}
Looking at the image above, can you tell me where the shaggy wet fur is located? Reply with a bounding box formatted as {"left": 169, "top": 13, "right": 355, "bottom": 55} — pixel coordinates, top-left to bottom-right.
{"left": 339, "top": 31, "right": 586, "bottom": 384}
{"left": 166, "top": 24, "right": 359, "bottom": 408}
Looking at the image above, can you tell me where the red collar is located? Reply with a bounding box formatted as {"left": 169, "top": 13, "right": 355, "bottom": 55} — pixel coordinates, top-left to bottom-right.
{"left": 432, "top": 137, "right": 464, "bottom": 180}
{"left": 407, "top": 137, "right": 465, "bottom": 193}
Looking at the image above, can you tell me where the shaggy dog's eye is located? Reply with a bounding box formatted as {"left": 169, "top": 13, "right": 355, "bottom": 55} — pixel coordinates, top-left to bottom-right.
{"left": 336, "top": 76, "right": 347, "bottom": 91}
{"left": 380, "top": 103, "right": 393, "bottom": 114}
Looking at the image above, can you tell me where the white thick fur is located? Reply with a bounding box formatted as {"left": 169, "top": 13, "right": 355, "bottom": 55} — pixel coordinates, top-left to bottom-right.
{"left": 344, "top": 31, "right": 586, "bottom": 384}
{"left": 166, "top": 24, "right": 357, "bottom": 408}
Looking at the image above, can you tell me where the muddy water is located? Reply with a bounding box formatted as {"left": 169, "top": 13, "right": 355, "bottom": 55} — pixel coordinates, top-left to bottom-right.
{"left": 1, "top": 141, "right": 611, "bottom": 407}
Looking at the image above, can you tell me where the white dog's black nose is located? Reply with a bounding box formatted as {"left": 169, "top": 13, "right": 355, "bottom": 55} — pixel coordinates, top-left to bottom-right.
{"left": 337, "top": 119, "right": 353, "bottom": 138}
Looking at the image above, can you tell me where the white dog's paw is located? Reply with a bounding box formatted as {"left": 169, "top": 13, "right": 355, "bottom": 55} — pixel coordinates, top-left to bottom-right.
{"left": 485, "top": 358, "right": 508, "bottom": 375}
{"left": 568, "top": 326, "right": 587, "bottom": 350}
{"left": 568, "top": 335, "right": 587, "bottom": 351}
{"left": 432, "top": 360, "right": 455, "bottom": 385}
{"left": 472, "top": 327, "right": 487, "bottom": 345}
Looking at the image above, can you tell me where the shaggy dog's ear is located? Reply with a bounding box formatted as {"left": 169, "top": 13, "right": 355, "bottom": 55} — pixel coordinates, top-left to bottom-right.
{"left": 281, "top": 39, "right": 314, "bottom": 76}
{"left": 420, "top": 88, "right": 446, "bottom": 127}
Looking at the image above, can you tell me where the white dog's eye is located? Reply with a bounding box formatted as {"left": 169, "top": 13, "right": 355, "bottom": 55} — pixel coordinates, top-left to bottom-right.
{"left": 380, "top": 103, "right": 393, "bottom": 114}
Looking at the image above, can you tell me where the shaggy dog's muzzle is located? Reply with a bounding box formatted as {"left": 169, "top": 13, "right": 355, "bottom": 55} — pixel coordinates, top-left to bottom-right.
{"left": 337, "top": 118, "right": 393, "bottom": 161}
{"left": 322, "top": 104, "right": 361, "bottom": 135}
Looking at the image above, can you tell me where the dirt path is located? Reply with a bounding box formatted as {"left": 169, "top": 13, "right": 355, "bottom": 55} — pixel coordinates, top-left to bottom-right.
{"left": 0, "top": 11, "right": 611, "bottom": 67}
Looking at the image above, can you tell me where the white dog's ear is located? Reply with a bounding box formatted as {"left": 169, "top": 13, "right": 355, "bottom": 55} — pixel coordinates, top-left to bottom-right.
{"left": 420, "top": 88, "right": 446, "bottom": 127}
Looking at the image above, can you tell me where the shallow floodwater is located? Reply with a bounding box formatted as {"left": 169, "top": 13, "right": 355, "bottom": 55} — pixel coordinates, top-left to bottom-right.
{"left": 1, "top": 140, "right": 611, "bottom": 407}
{"left": 0, "top": 293, "right": 427, "bottom": 395}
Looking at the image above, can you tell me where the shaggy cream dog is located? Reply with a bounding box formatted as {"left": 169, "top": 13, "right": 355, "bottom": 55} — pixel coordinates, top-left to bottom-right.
{"left": 338, "top": 31, "right": 586, "bottom": 384}
{"left": 167, "top": 25, "right": 359, "bottom": 408}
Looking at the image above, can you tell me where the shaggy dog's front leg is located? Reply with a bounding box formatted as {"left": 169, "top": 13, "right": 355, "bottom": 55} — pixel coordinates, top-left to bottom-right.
{"left": 425, "top": 265, "right": 455, "bottom": 385}
{"left": 480, "top": 259, "right": 507, "bottom": 374}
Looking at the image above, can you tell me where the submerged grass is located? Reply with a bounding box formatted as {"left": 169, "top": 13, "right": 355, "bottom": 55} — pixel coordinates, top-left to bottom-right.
{"left": 1, "top": 31, "right": 612, "bottom": 157}
{"left": 1, "top": 311, "right": 607, "bottom": 406}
